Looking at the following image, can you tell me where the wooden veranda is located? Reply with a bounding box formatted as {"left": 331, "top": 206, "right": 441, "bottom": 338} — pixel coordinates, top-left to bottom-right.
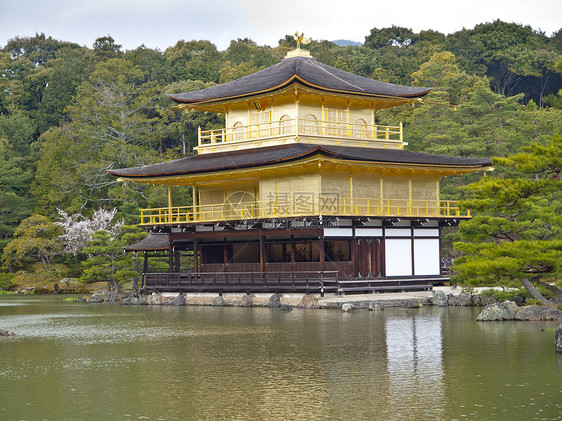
{"left": 142, "top": 271, "right": 441, "bottom": 296}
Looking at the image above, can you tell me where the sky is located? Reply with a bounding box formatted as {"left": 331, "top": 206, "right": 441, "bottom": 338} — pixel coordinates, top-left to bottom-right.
{"left": 1, "top": 0, "right": 560, "bottom": 51}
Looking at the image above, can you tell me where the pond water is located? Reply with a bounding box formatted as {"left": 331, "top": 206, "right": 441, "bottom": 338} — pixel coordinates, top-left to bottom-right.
{"left": 0, "top": 295, "right": 560, "bottom": 420}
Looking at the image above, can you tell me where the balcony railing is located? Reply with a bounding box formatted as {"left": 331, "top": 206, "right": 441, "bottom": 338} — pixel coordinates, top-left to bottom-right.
{"left": 139, "top": 197, "right": 469, "bottom": 226}
{"left": 198, "top": 118, "right": 402, "bottom": 147}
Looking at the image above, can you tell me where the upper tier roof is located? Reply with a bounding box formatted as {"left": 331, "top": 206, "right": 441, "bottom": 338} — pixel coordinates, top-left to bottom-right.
{"left": 108, "top": 143, "right": 492, "bottom": 179}
{"left": 167, "top": 56, "right": 432, "bottom": 105}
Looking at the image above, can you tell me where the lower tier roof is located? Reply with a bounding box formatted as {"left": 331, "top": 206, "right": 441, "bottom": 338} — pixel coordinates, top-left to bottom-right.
{"left": 108, "top": 143, "right": 492, "bottom": 180}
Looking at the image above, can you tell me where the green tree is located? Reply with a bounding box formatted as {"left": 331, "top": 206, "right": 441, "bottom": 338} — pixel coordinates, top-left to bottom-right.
{"left": 445, "top": 21, "right": 559, "bottom": 103}
{"left": 125, "top": 45, "right": 168, "bottom": 83}
{"left": 0, "top": 139, "right": 33, "bottom": 252}
{"left": 224, "top": 38, "right": 277, "bottom": 68}
{"left": 0, "top": 109, "right": 36, "bottom": 156}
{"left": 3, "top": 33, "right": 81, "bottom": 66}
{"left": 159, "top": 80, "right": 221, "bottom": 153}
{"left": 219, "top": 60, "right": 263, "bottom": 83}
{"left": 33, "top": 58, "right": 163, "bottom": 215}
{"left": 364, "top": 26, "right": 418, "bottom": 49}
{"left": 1, "top": 34, "right": 88, "bottom": 132}
{"left": 332, "top": 46, "right": 378, "bottom": 78}
{"left": 362, "top": 26, "right": 448, "bottom": 86}
{"left": 87, "top": 36, "right": 123, "bottom": 63}
{"left": 164, "top": 40, "right": 222, "bottom": 83}
{"left": 80, "top": 226, "right": 147, "bottom": 292}
{"left": 408, "top": 52, "right": 482, "bottom": 154}
{"left": 35, "top": 46, "right": 92, "bottom": 131}
{"left": 455, "top": 81, "right": 524, "bottom": 159}
{"left": 382, "top": 53, "right": 492, "bottom": 198}
{"left": 2, "top": 214, "right": 63, "bottom": 272}
{"left": 453, "top": 137, "right": 562, "bottom": 302}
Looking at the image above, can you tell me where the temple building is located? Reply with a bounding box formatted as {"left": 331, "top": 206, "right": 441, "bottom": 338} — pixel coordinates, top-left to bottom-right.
{"left": 109, "top": 44, "right": 491, "bottom": 295}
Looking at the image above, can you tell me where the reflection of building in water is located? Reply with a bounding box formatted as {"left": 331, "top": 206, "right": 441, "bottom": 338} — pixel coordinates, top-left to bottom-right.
{"left": 385, "top": 314, "right": 445, "bottom": 418}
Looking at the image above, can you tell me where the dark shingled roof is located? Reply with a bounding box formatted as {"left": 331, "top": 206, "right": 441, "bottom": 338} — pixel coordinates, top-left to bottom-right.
{"left": 123, "top": 234, "right": 169, "bottom": 252}
{"left": 108, "top": 144, "right": 492, "bottom": 179}
{"left": 167, "top": 56, "right": 432, "bottom": 104}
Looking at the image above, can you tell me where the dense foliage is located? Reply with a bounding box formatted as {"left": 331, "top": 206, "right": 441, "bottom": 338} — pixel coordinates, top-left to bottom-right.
{"left": 0, "top": 22, "right": 560, "bottom": 290}
{"left": 453, "top": 138, "right": 561, "bottom": 294}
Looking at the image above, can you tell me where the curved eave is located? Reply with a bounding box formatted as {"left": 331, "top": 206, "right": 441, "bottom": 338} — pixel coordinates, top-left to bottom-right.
{"left": 110, "top": 150, "right": 492, "bottom": 184}
{"left": 110, "top": 148, "right": 326, "bottom": 180}
{"left": 168, "top": 76, "right": 431, "bottom": 108}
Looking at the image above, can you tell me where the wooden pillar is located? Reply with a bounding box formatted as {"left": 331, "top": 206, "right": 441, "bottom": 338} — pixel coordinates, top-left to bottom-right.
{"left": 290, "top": 236, "right": 295, "bottom": 272}
{"left": 223, "top": 238, "right": 228, "bottom": 272}
{"left": 168, "top": 242, "right": 174, "bottom": 273}
{"left": 259, "top": 231, "right": 266, "bottom": 273}
{"left": 349, "top": 173, "right": 353, "bottom": 212}
{"left": 192, "top": 184, "right": 198, "bottom": 222}
{"left": 346, "top": 100, "right": 350, "bottom": 137}
{"left": 142, "top": 251, "right": 148, "bottom": 289}
{"left": 321, "top": 98, "right": 326, "bottom": 135}
{"left": 380, "top": 176, "right": 384, "bottom": 213}
{"left": 320, "top": 236, "right": 325, "bottom": 273}
{"left": 193, "top": 238, "right": 199, "bottom": 275}
{"left": 174, "top": 250, "right": 180, "bottom": 272}
{"left": 168, "top": 184, "right": 173, "bottom": 223}
{"left": 350, "top": 239, "right": 357, "bottom": 279}
{"left": 411, "top": 229, "right": 415, "bottom": 277}
{"left": 379, "top": 238, "right": 386, "bottom": 278}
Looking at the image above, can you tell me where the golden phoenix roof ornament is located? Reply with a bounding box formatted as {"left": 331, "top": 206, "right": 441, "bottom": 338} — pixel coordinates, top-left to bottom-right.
{"left": 294, "top": 32, "right": 311, "bottom": 49}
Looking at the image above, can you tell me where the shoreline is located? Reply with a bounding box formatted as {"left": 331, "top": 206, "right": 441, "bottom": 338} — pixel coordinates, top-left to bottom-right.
{"left": 113, "top": 286, "right": 490, "bottom": 309}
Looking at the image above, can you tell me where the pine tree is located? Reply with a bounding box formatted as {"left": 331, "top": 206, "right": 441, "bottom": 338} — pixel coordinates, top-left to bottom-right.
{"left": 80, "top": 226, "right": 147, "bottom": 292}
{"left": 453, "top": 136, "right": 561, "bottom": 302}
{"left": 0, "top": 139, "right": 33, "bottom": 253}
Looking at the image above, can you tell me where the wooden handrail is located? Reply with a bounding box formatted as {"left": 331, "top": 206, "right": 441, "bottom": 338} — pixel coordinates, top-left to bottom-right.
{"left": 198, "top": 118, "right": 403, "bottom": 146}
{"left": 139, "top": 198, "right": 469, "bottom": 225}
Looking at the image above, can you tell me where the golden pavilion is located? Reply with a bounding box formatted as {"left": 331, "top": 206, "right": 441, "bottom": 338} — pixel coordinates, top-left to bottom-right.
{"left": 110, "top": 44, "right": 491, "bottom": 295}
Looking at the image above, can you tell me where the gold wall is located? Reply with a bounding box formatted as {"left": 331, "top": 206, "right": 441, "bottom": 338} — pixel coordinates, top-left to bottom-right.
{"left": 411, "top": 176, "right": 439, "bottom": 202}
{"left": 225, "top": 95, "right": 373, "bottom": 131}
{"left": 195, "top": 169, "right": 438, "bottom": 219}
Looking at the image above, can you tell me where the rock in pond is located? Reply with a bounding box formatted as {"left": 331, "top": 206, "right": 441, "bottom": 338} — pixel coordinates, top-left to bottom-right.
{"left": 234, "top": 294, "right": 254, "bottom": 307}
{"left": 369, "top": 302, "right": 384, "bottom": 311}
{"left": 172, "top": 293, "right": 186, "bottom": 306}
{"left": 478, "top": 295, "right": 497, "bottom": 307}
{"left": 211, "top": 296, "right": 226, "bottom": 307}
{"left": 137, "top": 295, "right": 149, "bottom": 305}
{"left": 429, "top": 290, "right": 448, "bottom": 307}
{"left": 297, "top": 294, "right": 319, "bottom": 309}
{"left": 448, "top": 293, "right": 474, "bottom": 306}
{"left": 121, "top": 297, "right": 138, "bottom": 305}
{"left": 404, "top": 299, "right": 422, "bottom": 308}
{"left": 104, "top": 291, "right": 117, "bottom": 302}
{"left": 515, "top": 305, "right": 562, "bottom": 321}
{"left": 476, "top": 301, "right": 519, "bottom": 321}
{"left": 147, "top": 293, "right": 163, "bottom": 305}
{"left": 89, "top": 292, "right": 103, "bottom": 303}
{"left": 0, "top": 329, "right": 15, "bottom": 336}
{"left": 341, "top": 303, "right": 356, "bottom": 312}
{"left": 269, "top": 293, "right": 282, "bottom": 308}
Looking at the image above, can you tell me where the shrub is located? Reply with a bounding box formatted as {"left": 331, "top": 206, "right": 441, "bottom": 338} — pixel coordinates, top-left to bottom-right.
{"left": 480, "top": 287, "right": 529, "bottom": 302}
{"left": 524, "top": 298, "right": 543, "bottom": 306}
{"left": 0, "top": 273, "right": 15, "bottom": 290}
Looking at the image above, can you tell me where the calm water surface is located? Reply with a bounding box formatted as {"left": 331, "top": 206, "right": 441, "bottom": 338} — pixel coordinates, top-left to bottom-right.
{"left": 0, "top": 295, "right": 560, "bottom": 420}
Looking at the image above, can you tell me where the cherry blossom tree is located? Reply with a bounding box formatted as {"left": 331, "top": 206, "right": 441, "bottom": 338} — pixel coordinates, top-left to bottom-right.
{"left": 56, "top": 207, "right": 123, "bottom": 255}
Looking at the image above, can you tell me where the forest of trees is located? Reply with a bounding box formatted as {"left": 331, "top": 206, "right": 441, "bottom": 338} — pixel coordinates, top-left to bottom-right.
{"left": 0, "top": 21, "right": 560, "bottom": 294}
